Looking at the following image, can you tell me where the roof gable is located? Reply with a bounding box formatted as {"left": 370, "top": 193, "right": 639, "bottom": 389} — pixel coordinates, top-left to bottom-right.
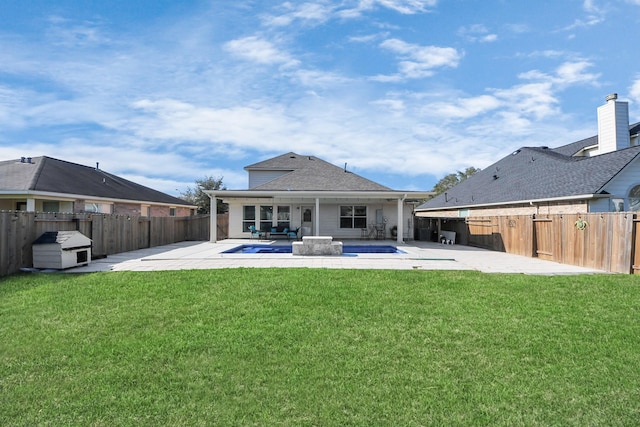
{"left": 247, "top": 152, "right": 392, "bottom": 191}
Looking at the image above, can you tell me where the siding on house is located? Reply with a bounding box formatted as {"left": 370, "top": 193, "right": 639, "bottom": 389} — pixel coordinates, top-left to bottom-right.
{"left": 420, "top": 200, "right": 589, "bottom": 218}
{"left": 598, "top": 156, "right": 640, "bottom": 211}
{"left": 248, "top": 171, "right": 289, "bottom": 189}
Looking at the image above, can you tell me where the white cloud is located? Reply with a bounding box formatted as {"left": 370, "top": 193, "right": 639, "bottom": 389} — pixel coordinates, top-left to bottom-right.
{"left": 129, "top": 99, "right": 302, "bottom": 149}
{"left": 45, "top": 15, "right": 111, "bottom": 47}
{"left": 493, "top": 82, "right": 559, "bottom": 120}
{"left": 261, "top": 2, "right": 335, "bottom": 27}
{"left": 223, "top": 36, "right": 300, "bottom": 68}
{"left": 349, "top": 33, "right": 386, "bottom": 43}
{"left": 426, "top": 95, "right": 501, "bottom": 120}
{"left": 559, "top": 0, "right": 606, "bottom": 31}
{"left": 519, "top": 60, "right": 599, "bottom": 88}
{"left": 375, "top": 38, "right": 461, "bottom": 79}
{"left": 290, "top": 69, "right": 352, "bottom": 87}
{"left": 338, "top": 0, "right": 438, "bottom": 18}
{"left": 554, "top": 61, "right": 599, "bottom": 86}
{"left": 457, "top": 24, "right": 498, "bottom": 43}
{"left": 374, "top": 0, "right": 438, "bottom": 14}
{"left": 505, "top": 23, "right": 530, "bottom": 34}
{"left": 261, "top": 0, "right": 438, "bottom": 26}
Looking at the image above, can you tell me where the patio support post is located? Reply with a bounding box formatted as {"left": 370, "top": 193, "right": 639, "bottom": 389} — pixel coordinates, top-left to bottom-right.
{"left": 315, "top": 197, "right": 320, "bottom": 236}
{"left": 209, "top": 196, "right": 217, "bottom": 243}
{"left": 397, "top": 196, "right": 405, "bottom": 243}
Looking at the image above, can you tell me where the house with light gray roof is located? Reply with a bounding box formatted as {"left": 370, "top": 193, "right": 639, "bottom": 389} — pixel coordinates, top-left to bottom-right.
{"left": 416, "top": 94, "right": 640, "bottom": 219}
{"left": 0, "top": 156, "right": 196, "bottom": 217}
{"left": 207, "top": 152, "right": 433, "bottom": 242}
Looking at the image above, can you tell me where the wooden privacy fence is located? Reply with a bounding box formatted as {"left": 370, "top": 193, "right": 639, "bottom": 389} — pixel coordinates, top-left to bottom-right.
{"left": 464, "top": 213, "right": 637, "bottom": 274}
{"left": 0, "top": 211, "right": 218, "bottom": 276}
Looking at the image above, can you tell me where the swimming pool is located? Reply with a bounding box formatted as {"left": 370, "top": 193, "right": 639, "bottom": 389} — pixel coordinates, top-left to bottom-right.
{"left": 222, "top": 244, "right": 405, "bottom": 254}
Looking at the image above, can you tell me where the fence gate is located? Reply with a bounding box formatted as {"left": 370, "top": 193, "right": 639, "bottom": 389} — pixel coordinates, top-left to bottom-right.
{"left": 633, "top": 219, "right": 640, "bottom": 274}
{"left": 533, "top": 217, "right": 555, "bottom": 261}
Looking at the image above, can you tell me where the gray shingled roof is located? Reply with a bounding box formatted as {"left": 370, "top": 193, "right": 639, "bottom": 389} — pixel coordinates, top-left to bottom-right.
{"left": 0, "top": 156, "right": 192, "bottom": 206}
{"left": 418, "top": 123, "right": 640, "bottom": 210}
{"left": 246, "top": 152, "right": 392, "bottom": 191}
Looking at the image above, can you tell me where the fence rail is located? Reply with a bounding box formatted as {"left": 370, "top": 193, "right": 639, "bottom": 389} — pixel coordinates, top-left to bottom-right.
{"left": 462, "top": 213, "right": 637, "bottom": 274}
{"left": 0, "top": 211, "right": 218, "bottom": 276}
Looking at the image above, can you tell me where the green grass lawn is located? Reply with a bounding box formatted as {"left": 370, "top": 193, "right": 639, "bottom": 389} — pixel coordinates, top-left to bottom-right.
{"left": 1, "top": 269, "right": 639, "bottom": 426}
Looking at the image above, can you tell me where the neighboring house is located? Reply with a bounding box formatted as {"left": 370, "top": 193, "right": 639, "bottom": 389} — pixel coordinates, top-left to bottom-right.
{"left": 0, "top": 156, "right": 196, "bottom": 217}
{"left": 416, "top": 94, "right": 640, "bottom": 218}
{"left": 206, "top": 152, "right": 433, "bottom": 242}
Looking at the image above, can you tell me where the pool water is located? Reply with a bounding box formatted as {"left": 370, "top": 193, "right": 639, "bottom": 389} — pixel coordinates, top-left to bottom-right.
{"left": 222, "top": 244, "right": 405, "bottom": 254}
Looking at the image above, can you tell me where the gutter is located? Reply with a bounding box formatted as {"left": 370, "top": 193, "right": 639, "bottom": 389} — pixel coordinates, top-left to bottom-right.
{"left": 206, "top": 189, "right": 433, "bottom": 200}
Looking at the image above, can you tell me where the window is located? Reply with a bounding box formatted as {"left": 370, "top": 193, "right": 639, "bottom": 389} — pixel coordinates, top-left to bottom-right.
{"left": 85, "top": 203, "right": 99, "bottom": 213}
{"left": 260, "top": 205, "right": 273, "bottom": 231}
{"left": 303, "top": 208, "right": 312, "bottom": 222}
{"left": 42, "top": 201, "right": 60, "bottom": 213}
{"left": 170, "top": 208, "right": 176, "bottom": 217}
{"left": 243, "top": 206, "right": 256, "bottom": 232}
{"left": 340, "top": 205, "right": 367, "bottom": 229}
{"left": 85, "top": 202, "right": 112, "bottom": 213}
{"left": 277, "top": 205, "right": 290, "bottom": 228}
{"left": 629, "top": 185, "right": 640, "bottom": 211}
{"left": 612, "top": 198, "right": 624, "bottom": 212}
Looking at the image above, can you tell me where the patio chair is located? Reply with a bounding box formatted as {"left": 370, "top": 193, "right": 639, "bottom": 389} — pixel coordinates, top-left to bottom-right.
{"left": 287, "top": 227, "right": 300, "bottom": 240}
{"left": 248, "top": 225, "right": 264, "bottom": 240}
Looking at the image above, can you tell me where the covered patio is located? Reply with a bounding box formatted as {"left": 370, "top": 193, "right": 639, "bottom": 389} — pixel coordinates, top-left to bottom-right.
{"left": 207, "top": 190, "right": 432, "bottom": 244}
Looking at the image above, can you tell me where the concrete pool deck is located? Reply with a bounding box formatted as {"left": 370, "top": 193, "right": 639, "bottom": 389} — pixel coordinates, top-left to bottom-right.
{"left": 67, "top": 239, "right": 606, "bottom": 275}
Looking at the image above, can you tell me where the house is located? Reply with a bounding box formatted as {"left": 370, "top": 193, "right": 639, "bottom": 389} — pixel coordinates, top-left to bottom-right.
{"left": 416, "top": 94, "right": 640, "bottom": 219}
{"left": 206, "top": 152, "right": 433, "bottom": 243}
{"left": 0, "top": 156, "right": 196, "bottom": 217}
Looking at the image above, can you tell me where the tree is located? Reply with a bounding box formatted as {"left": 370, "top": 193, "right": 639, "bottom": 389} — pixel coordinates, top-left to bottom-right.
{"left": 180, "top": 176, "right": 227, "bottom": 214}
{"left": 431, "top": 166, "right": 480, "bottom": 195}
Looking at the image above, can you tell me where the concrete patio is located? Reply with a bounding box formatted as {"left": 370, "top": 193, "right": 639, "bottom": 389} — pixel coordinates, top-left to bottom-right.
{"left": 67, "top": 239, "right": 606, "bottom": 275}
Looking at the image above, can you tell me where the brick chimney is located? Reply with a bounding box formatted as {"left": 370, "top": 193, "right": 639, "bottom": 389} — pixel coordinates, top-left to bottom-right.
{"left": 596, "top": 93, "right": 630, "bottom": 155}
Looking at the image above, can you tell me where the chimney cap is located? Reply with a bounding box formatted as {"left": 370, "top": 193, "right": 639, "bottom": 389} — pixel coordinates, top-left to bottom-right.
{"left": 605, "top": 93, "right": 618, "bottom": 102}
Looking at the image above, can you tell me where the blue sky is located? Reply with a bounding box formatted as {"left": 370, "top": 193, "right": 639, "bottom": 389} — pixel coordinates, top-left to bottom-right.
{"left": 1, "top": 0, "right": 640, "bottom": 195}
